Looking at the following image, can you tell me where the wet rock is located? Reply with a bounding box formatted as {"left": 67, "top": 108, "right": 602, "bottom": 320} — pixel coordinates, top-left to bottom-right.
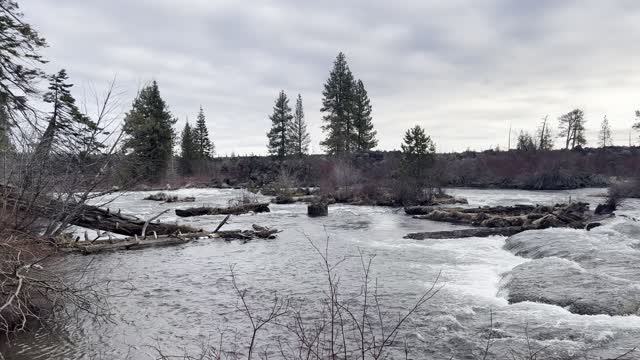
{"left": 308, "top": 203, "right": 328, "bottom": 217}
{"left": 503, "top": 257, "right": 640, "bottom": 316}
{"left": 586, "top": 222, "right": 602, "bottom": 231}
{"left": 595, "top": 202, "right": 616, "bottom": 215}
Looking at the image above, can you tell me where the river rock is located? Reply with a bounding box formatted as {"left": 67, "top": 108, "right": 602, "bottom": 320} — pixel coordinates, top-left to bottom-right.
{"left": 308, "top": 203, "right": 328, "bottom": 217}
{"left": 595, "top": 202, "right": 616, "bottom": 215}
{"left": 586, "top": 222, "right": 602, "bottom": 231}
{"left": 503, "top": 257, "right": 640, "bottom": 316}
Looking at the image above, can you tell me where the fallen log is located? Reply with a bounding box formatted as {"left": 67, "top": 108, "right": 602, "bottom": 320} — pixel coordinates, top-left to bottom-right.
{"left": 73, "top": 236, "right": 191, "bottom": 254}
{"left": 404, "top": 227, "right": 525, "bottom": 240}
{"left": 70, "top": 205, "right": 199, "bottom": 236}
{"left": 271, "top": 195, "right": 319, "bottom": 204}
{"left": 64, "top": 224, "right": 280, "bottom": 254}
{"left": 404, "top": 206, "right": 437, "bottom": 215}
{"left": 175, "top": 203, "right": 270, "bottom": 217}
{"left": 143, "top": 192, "right": 196, "bottom": 203}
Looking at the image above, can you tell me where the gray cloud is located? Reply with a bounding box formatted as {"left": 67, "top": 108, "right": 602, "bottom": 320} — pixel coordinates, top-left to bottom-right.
{"left": 20, "top": 0, "right": 640, "bottom": 154}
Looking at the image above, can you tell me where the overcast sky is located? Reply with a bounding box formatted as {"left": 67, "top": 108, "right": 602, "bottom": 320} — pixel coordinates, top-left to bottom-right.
{"left": 20, "top": 0, "right": 640, "bottom": 154}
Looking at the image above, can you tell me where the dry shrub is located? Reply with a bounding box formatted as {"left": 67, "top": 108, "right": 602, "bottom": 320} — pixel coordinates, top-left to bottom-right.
{"left": 0, "top": 232, "right": 114, "bottom": 336}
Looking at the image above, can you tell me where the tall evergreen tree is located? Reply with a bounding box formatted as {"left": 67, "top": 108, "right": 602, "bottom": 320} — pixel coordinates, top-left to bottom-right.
{"left": 0, "top": 0, "right": 47, "bottom": 121}
{"left": 401, "top": 125, "right": 435, "bottom": 157}
{"left": 266, "top": 90, "right": 293, "bottom": 158}
{"left": 558, "top": 109, "right": 586, "bottom": 149}
{"left": 536, "top": 116, "right": 554, "bottom": 150}
{"left": 352, "top": 79, "right": 377, "bottom": 151}
{"left": 193, "top": 106, "right": 214, "bottom": 159}
{"left": 33, "top": 70, "right": 98, "bottom": 160}
{"left": 122, "top": 81, "right": 176, "bottom": 180}
{"left": 400, "top": 125, "right": 437, "bottom": 204}
{"left": 320, "top": 52, "right": 355, "bottom": 154}
{"left": 599, "top": 115, "right": 613, "bottom": 147}
{"left": 287, "top": 94, "right": 310, "bottom": 156}
{"left": 179, "top": 121, "right": 197, "bottom": 176}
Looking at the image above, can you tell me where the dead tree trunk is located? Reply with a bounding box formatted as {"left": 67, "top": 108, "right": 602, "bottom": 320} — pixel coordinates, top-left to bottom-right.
{"left": 175, "top": 203, "right": 270, "bottom": 217}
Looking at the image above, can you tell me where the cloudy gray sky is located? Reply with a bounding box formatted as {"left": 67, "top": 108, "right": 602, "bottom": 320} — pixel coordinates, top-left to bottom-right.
{"left": 21, "top": 0, "right": 640, "bottom": 154}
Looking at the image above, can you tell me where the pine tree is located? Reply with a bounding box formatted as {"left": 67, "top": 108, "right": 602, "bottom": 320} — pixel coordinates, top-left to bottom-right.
{"left": 572, "top": 113, "right": 587, "bottom": 149}
{"left": 33, "top": 70, "right": 98, "bottom": 160}
{"left": 193, "top": 106, "right": 214, "bottom": 159}
{"left": 179, "top": 121, "right": 197, "bottom": 176}
{"left": 558, "top": 109, "right": 586, "bottom": 149}
{"left": 122, "top": 81, "right": 176, "bottom": 180}
{"left": 320, "top": 52, "right": 355, "bottom": 155}
{"left": 0, "top": 0, "right": 47, "bottom": 119}
{"left": 266, "top": 90, "right": 293, "bottom": 158}
{"left": 287, "top": 94, "right": 310, "bottom": 156}
{"left": 516, "top": 131, "right": 536, "bottom": 151}
{"left": 400, "top": 125, "right": 437, "bottom": 204}
{"left": 401, "top": 125, "right": 435, "bottom": 157}
{"left": 599, "top": 115, "right": 613, "bottom": 147}
{"left": 536, "top": 116, "right": 554, "bottom": 150}
{"left": 352, "top": 79, "right": 377, "bottom": 151}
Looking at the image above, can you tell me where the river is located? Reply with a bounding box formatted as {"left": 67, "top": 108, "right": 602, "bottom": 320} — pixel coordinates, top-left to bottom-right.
{"left": 2, "top": 188, "right": 640, "bottom": 359}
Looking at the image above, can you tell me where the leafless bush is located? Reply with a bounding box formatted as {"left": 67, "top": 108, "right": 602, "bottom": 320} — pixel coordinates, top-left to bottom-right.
{"left": 598, "top": 178, "right": 640, "bottom": 214}
{"left": 0, "top": 232, "right": 115, "bottom": 337}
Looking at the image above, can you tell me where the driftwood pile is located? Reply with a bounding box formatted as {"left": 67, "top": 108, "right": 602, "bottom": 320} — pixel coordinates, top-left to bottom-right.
{"left": 62, "top": 216, "right": 280, "bottom": 255}
{"left": 405, "top": 202, "right": 602, "bottom": 240}
{"left": 143, "top": 192, "right": 195, "bottom": 203}
{"left": 71, "top": 206, "right": 200, "bottom": 237}
{"left": 175, "top": 203, "right": 270, "bottom": 217}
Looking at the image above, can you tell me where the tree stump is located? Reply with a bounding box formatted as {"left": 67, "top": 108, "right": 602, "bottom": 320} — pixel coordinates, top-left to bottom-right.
{"left": 308, "top": 203, "right": 328, "bottom": 217}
